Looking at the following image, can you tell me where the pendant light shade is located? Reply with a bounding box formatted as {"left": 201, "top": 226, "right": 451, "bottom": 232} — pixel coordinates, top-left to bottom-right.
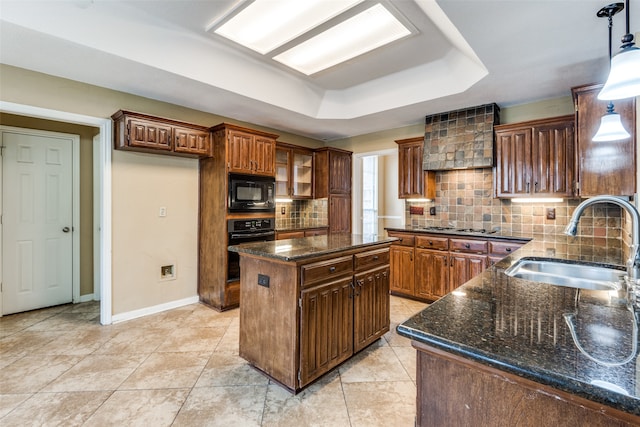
{"left": 592, "top": 103, "right": 631, "bottom": 141}
{"left": 598, "top": 0, "right": 640, "bottom": 100}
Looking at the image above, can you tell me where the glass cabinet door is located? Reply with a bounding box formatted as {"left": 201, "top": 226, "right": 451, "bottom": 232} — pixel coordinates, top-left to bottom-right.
{"left": 275, "top": 148, "right": 290, "bottom": 197}
{"left": 292, "top": 151, "right": 313, "bottom": 198}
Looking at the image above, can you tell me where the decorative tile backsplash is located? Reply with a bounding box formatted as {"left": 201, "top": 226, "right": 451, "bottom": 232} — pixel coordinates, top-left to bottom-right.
{"left": 275, "top": 199, "right": 328, "bottom": 230}
{"left": 423, "top": 103, "right": 500, "bottom": 170}
{"left": 406, "top": 169, "right": 627, "bottom": 264}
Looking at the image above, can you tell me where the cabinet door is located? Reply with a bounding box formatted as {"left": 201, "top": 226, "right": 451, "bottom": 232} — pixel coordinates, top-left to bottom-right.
{"left": 495, "top": 128, "right": 532, "bottom": 197}
{"left": 573, "top": 84, "right": 636, "bottom": 196}
{"left": 398, "top": 141, "right": 424, "bottom": 198}
{"left": 390, "top": 245, "right": 414, "bottom": 296}
{"left": 449, "top": 253, "right": 487, "bottom": 290}
{"left": 227, "top": 130, "right": 253, "bottom": 173}
{"left": 291, "top": 149, "right": 313, "bottom": 198}
{"left": 299, "top": 277, "right": 353, "bottom": 387}
{"left": 531, "top": 121, "right": 574, "bottom": 196}
{"left": 127, "top": 118, "right": 172, "bottom": 151}
{"left": 329, "top": 150, "right": 352, "bottom": 194}
{"left": 252, "top": 136, "right": 275, "bottom": 176}
{"left": 275, "top": 147, "right": 291, "bottom": 197}
{"left": 174, "top": 127, "right": 210, "bottom": 157}
{"left": 354, "top": 266, "right": 390, "bottom": 353}
{"left": 415, "top": 249, "right": 449, "bottom": 300}
{"left": 329, "top": 194, "right": 351, "bottom": 233}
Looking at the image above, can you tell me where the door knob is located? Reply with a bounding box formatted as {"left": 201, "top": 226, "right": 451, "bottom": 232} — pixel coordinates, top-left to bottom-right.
{"left": 62, "top": 227, "right": 70, "bottom": 233}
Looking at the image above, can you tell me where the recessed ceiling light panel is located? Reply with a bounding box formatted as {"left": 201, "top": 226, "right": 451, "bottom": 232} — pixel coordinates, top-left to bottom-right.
{"left": 273, "top": 3, "right": 412, "bottom": 75}
{"left": 211, "top": 0, "right": 363, "bottom": 55}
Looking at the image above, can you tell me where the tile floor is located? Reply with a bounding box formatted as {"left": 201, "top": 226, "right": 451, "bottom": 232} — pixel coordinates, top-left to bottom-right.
{"left": 0, "top": 296, "right": 427, "bottom": 426}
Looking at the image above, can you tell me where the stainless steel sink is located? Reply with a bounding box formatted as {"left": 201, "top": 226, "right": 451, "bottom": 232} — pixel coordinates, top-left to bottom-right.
{"left": 504, "top": 257, "right": 625, "bottom": 290}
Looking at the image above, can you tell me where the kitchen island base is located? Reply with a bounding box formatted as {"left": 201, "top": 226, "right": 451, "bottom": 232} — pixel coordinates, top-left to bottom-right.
{"left": 413, "top": 342, "right": 640, "bottom": 427}
{"left": 235, "top": 236, "right": 393, "bottom": 393}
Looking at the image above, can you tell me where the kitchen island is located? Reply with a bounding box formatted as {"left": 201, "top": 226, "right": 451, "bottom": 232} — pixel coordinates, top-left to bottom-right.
{"left": 228, "top": 233, "right": 395, "bottom": 393}
{"left": 398, "top": 242, "right": 640, "bottom": 426}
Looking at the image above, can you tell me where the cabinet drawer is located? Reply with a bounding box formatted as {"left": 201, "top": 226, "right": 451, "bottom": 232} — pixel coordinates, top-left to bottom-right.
{"left": 302, "top": 256, "right": 353, "bottom": 286}
{"left": 355, "top": 248, "right": 390, "bottom": 271}
{"left": 277, "top": 231, "right": 305, "bottom": 240}
{"left": 450, "top": 239, "right": 488, "bottom": 254}
{"left": 489, "top": 241, "right": 524, "bottom": 256}
{"left": 415, "top": 236, "right": 449, "bottom": 251}
{"left": 387, "top": 231, "right": 415, "bottom": 247}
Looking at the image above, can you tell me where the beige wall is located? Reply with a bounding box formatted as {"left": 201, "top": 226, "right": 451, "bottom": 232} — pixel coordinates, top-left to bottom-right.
{"left": 0, "top": 113, "right": 96, "bottom": 297}
{"left": 0, "top": 64, "right": 322, "bottom": 317}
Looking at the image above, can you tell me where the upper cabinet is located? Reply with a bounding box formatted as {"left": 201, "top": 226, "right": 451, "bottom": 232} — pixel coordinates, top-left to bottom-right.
{"left": 396, "top": 137, "right": 436, "bottom": 199}
{"left": 112, "top": 110, "right": 211, "bottom": 158}
{"left": 213, "top": 123, "right": 278, "bottom": 176}
{"left": 494, "top": 115, "right": 575, "bottom": 198}
{"left": 275, "top": 143, "right": 313, "bottom": 199}
{"left": 314, "top": 147, "right": 352, "bottom": 233}
{"left": 572, "top": 83, "right": 637, "bottom": 197}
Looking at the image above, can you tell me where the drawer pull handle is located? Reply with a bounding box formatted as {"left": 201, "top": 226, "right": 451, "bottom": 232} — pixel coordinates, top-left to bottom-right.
{"left": 465, "top": 243, "right": 471, "bottom": 249}
{"left": 429, "top": 240, "right": 433, "bottom": 245}
{"left": 329, "top": 266, "right": 336, "bottom": 273}
{"left": 373, "top": 255, "right": 379, "bottom": 261}
{"left": 506, "top": 248, "right": 512, "bottom": 252}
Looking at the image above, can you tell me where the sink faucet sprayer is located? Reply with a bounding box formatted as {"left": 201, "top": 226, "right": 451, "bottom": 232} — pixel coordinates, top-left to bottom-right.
{"left": 564, "top": 195, "right": 640, "bottom": 309}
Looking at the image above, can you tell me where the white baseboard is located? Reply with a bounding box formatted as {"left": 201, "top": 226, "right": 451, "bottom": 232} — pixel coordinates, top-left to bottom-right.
{"left": 111, "top": 295, "right": 200, "bottom": 324}
{"left": 78, "top": 293, "right": 97, "bottom": 303}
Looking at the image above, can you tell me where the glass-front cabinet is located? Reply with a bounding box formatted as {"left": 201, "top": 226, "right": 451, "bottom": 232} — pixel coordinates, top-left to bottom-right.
{"left": 276, "top": 143, "right": 313, "bottom": 199}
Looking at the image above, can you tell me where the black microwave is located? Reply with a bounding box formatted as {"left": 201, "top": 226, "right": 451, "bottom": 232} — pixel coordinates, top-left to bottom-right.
{"left": 228, "top": 174, "right": 275, "bottom": 212}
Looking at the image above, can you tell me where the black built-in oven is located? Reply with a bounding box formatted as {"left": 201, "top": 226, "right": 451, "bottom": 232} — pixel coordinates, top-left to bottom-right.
{"left": 227, "top": 218, "right": 275, "bottom": 282}
{"left": 228, "top": 174, "right": 275, "bottom": 212}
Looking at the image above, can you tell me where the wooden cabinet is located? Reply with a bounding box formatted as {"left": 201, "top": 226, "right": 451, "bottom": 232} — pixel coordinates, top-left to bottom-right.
{"left": 396, "top": 137, "right": 436, "bottom": 199}
{"left": 239, "top": 243, "right": 391, "bottom": 392}
{"left": 388, "top": 231, "right": 527, "bottom": 302}
{"left": 276, "top": 143, "right": 314, "bottom": 199}
{"left": 388, "top": 232, "right": 415, "bottom": 296}
{"left": 572, "top": 83, "right": 637, "bottom": 196}
{"left": 213, "top": 123, "right": 277, "bottom": 176}
{"left": 299, "top": 276, "right": 353, "bottom": 386}
{"left": 276, "top": 228, "right": 329, "bottom": 240}
{"left": 315, "top": 147, "right": 353, "bottom": 234}
{"left": 112, "top": 110, "right": 211, "bottom": 158}
{"left": 495, "top": 115, "right": 575, "bottom": 198}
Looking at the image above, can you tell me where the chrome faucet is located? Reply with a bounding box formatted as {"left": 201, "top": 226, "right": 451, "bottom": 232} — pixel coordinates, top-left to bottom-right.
{"left": 565, "top": 195, "right": 640, "bottom": 283}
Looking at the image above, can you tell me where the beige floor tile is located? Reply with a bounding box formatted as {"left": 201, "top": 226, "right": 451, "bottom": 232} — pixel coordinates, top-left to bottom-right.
{"left": 42, "top": 353, "right": 148, "bottom": 392}
{"left": 1, "top": 391, "right": 111, "bottom": 427}
{"left": 172, "top": 385, "right": 267, "bottom": 427}
{"left": 196, "top": 351, "right": 269, "bottom": 387}
{"left": 0, "top": 330, "right": 65, "bottom": 357}
{"left": 261, "top": 371, "right": 350, "bottom": 427}
{"left": 0, "top": 355, "right": 82, "bottom": 393}
{"left": 339, "top": 345, "right": 411, "bottom": 383}
{"left": 94, "top": 327, "right": 169, "bottom": 354}
{"left": 214, "top": 321, "right": 240, "bottom": 353}
{"left": 119, "top": 351, "right": 209, "bottom": 390}
{"left": 392, "top": 346, "right": 418, "bottom": 382}
{"left": 384, "top": 322, "right": 414, "bottom": 347}
{"left": 180, "top": 306, "right": 237, "bottom": 329}
{"left": 155, "top": 326, "right": 226, "bottom": 353}
{"left": 84, "top": 388, "right": 189, "bottom": 427}
{"left": 0, "top": 393, "right": 32, "bottom": 418}
{"left": 34, "top": 328, "right": 117, "bottom": 356}
{"left": 24, "top": 312, "right": 102, "bottom": 332}
{"left": 343, "top": 381, "right": 416, "bottom": 427}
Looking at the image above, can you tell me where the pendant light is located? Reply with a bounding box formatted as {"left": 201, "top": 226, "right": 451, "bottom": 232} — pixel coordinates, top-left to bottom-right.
{"left": 593, "top": 3, "right": 630, "bottom": 142}
{"left": 598, "top": 0, "right": 640, "bottom": 100}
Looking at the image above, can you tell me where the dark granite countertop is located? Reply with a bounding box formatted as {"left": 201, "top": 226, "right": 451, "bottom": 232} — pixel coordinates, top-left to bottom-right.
{"left": 385, "top": 225, "right": 531, "bottom": 241}
{"left": 228, "top": 233, "right": 396, "bottom": 262}
{"left": 397, "top": 241, "right": 640, "bottom": 417}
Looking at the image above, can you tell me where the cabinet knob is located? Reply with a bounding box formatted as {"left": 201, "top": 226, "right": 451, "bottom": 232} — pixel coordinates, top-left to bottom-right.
{"left": 373, "top": 255, "right": 379, "bottom": 261}
{"left": 465, "top": 243, "right": 470, "bottom": 249}
{"left": 506, "top": 247, "right": 512, "bottom": 252}
{"left": 429, "top": 240, "right": 433, "bottom": 245}
{"left": 329, "top": 266, "right": 336, "bottom": 273}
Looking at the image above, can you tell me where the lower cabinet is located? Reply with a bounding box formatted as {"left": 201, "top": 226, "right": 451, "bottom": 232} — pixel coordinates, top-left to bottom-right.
{"left": 388, "top": 230, "right": 527, "bottom": 302}
{"left": 239, "top": 243, "right": 391, "bottom": 393}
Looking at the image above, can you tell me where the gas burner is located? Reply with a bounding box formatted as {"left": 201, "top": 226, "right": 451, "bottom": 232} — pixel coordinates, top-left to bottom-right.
{"left": 422, "top": 226, "right": 455, "bottom": 231}
{"left": 456, "top": 228, "right": 486, "bottom": 233}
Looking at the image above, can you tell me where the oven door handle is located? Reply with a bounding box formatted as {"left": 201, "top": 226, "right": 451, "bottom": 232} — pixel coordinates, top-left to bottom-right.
{"left": 230, "top": 231, "right": 275, "bottom": 239}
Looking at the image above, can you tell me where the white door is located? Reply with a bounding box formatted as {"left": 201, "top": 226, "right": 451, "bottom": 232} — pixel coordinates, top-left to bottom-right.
{"left": 2, "top": 128, "right": 74, "bottom": 314}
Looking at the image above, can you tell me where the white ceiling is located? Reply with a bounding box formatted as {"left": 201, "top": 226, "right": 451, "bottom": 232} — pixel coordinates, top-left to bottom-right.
{"left": 0, "top": 0, "right": 625, "bottom": 141}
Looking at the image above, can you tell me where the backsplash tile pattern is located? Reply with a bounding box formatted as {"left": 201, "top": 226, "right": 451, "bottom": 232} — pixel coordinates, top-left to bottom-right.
{"left": 276, "top": 199, "right": 328, "bottom": 230}
{"left": 423, "top": 104, "right": 500, "bottom": 170}
{"left": 406, "top": 169, "right": 627, "bottom": 265}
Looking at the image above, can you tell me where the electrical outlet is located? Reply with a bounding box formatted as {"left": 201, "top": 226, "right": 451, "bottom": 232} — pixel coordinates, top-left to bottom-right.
{"left": 160, "top": 264, "right": 176, "bottom": 280}
{"left": 546, "top": 208, "right": 556, "bottom": 220}
{"left": 159, "top": 207, "right": 167, "bottom": 217}
{"left": 258, "top": 274, "right": 270, "bottom": 288}
{"left": 281, "top": 206, "right": 286, "bottom": 215}
{"left": 429, "top": 206, "right": 436, "bottom": 216}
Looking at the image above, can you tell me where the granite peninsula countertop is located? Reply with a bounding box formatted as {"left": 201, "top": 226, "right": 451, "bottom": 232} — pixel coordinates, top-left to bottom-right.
{"left": 228, "top": 233, "right": 396, "bottom": 262}
{"left": 397, "top": 240, "right": 640, "bottom": 417}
